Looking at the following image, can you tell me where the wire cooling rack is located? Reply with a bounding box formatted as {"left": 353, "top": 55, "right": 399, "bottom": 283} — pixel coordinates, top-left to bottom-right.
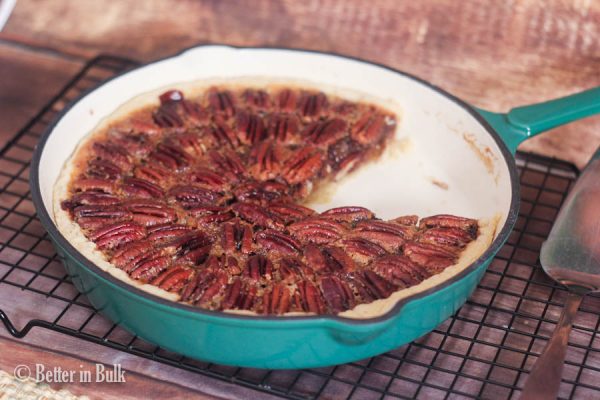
{"left": 0, "top": 55, "right": 598, "bottom": 400}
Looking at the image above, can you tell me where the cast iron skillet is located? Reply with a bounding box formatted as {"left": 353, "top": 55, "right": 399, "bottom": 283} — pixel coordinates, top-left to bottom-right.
{"left": 30, "top": 45, "right": 600, "bottom": 368}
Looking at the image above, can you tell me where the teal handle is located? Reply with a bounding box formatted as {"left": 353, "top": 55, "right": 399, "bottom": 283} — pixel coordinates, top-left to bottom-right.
{"left": 476, "top": 86, "right": 600, "bottom": 153}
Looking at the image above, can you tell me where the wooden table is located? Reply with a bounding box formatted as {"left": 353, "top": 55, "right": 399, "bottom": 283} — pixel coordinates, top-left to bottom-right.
{"left": 1, "top": 1, "right": 599, "bottom": 398}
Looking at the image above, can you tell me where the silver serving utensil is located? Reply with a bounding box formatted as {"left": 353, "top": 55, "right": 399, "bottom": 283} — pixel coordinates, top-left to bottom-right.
{"left": 0, "top": 0, "right": 16, "bottom": 31}
{"left": 521, "top": 147, "right": 600, "bottom": 400}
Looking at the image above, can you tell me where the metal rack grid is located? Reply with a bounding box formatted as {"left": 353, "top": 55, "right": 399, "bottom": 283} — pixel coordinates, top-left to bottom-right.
{"left": 0, "top": 55, "right": 598, "bottom": 399}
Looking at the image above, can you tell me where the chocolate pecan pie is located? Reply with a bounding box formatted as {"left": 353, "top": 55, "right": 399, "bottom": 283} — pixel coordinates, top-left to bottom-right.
{"left": 54, "top": 83, "right": 496, "bottom": 317}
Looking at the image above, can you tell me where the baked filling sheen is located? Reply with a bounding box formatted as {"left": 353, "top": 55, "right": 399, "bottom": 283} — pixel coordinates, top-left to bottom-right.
{"left": 59, "top": 85, "right": 486, "bottom": 316}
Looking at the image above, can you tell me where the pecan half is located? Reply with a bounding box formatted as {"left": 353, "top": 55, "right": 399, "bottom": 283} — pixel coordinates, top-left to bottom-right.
{"left": 153, "top": 104, "right": 183, "bottom": 128}
{"left": 188, "top": 167, "right": 229, "bottom": 191}
{"left": 371, "top": 254, "right": 429, "bottom": 287}
{"left": 296, "top": 280, "right": 326, "bottom": 314}
{"left": 232, "top": 202, "right": 284, "bottom": 230}
{"left": 281, "top": 147, "right": 324, "bottom": 185}
{"left": 278, "top": 256, "right": 314, "bottom": 282}
{"left": 149, "top": 143, "right": 192, "bottom": 171}
{"left": 134, "top": 165, "right": 170, "bottom": 186}
{"left": 340, "top": 237, "right": 387, "bottom": 264}
{"left": 332, "top": 101, "right": 358, "bottom": 117}
{"left": 190, "top": 205, "right": 235, "bottom": 225}
{"left": 244, "top": 255, "right": 273, "bottom": 281}
{"left": 111, "top": 132, "right": 153, "bottom": 158}
{"left": 351, "top": 111, "right": 388, "bottom": 145}
{"left": 233, "top": 180, "right": 290, "bottom": 204}
{"left": 288, "top": 217, "right": 346, "bottom": 244}
{"left": 303, "top": 118, "right": 347, "bottom": 146}
{"left": 419, "top": 227, "right": 474, "bottom": 248}
{"left": 168, "top": 185, "right": 222, "bottom": 208}
{"left": 111, "top": 241, "right": 155, "bottom": 272}
{"left": 345, "top": 271, "right": 396, "bottom": 301}
{"left": 89, "top": 222, "right": 146, "bottom": 250}
{"left": 73, "top": 205, "right": 131, "bottom": 230}
{"left": 266, "top": 113, "right": 299, "bottom": 142}
{"left": 304, "top": 244, "right": 356, "bottom": 273}
{"left": 171, "top": 131, "right": 205, "bottom": 156}
{"left": 208, "top": 150, "right": 246, "bottom": 182}
{"left": 266, "top": 202, "right": 316, "bottom": 225}
{"left": 236, "top": 111, "right": 265, "bottom": 144}
{"left": 208, "top": 89, "right": 236, "bottom": 118}
{"left": 277, "top": 89, "right": 297, "bottom": 112}
{"left": 242, "top": 89, "right": 270, "bottom": 110}
{"left": 121, "top": 177, "right": 164, "bottom": 199}
{"left": 389, "top": 215, "right": 418, "bottom": 226}
{"left": 297, "top": 92, "right": 328, "bottom": 119}
{"left": 248, "top": 140, "right": 281, "bottom": 180}
{"left": 221, "top": 278, "right": 247, "bottom": 310}
{"left": 154, "top": 90, "right": 209, "bottom": 127}
{"left": 321, "top": 206, "right": 374, "bottom": 224}
{"left": 353, "top": 220, "right": 415, "bottom": 252}
{"left": 255, "top": 229, "right": 301, "bottom": 255}
{"left": 319, "top": 275, "right": 356, "bottom": 313}
{"left": 153, "top": 90, "right": 186, "bottom": 128}
{"left": 182, "top": 101, "right": 209, "bottom": 125}
{"left": 181, "top": 270, "right": 228, "bottom": 306}
{"left": 363, "top": 270, "right": 397, "bottom": 298}
{"left": 171, "top": 232, "right": 213, "bottom": 265}
{"left": 236, "top": 282, "right": 257, "bottom": 310}
{"left": 221, "top": 220, "right": 253, "bottom": 254}
{"left": 61, "top": 192, "right": 120, "bottom": 211}
{"left": 125, "top": 200, "right": 177, "bottom": 227}
{"left": 147, "top": 224, "right": 192, "bottom": 243}
{"left": 92, "top": 142, "right": 131, "bottom": 170}
{"left": 130, "top": 254, "right": 171, "bottom": 281}
{"left": 262, "top": 283, "right": 292, "bottom": 314}
{"left": 206, "top": 120, "right": 239, "bottom": 149}
{"left": 87, "top": 159, "right": 121, "bottom": 180}
{"left": 220, "top": 279, "right": 253, "bottom": 310}
{"left": 151, "top": 267, "right": 193, "bottom": 292}
{"left": 328, "top": 137, "right": 364, "bottom": 173}
{"left": 403, "top": 241, "right": 457, "bottom": 272}
{"left": 419, "top": 215, "right": 478, "bottom": 238}
{"left": 72, "top": 178, "right": 115, "bottom": 194}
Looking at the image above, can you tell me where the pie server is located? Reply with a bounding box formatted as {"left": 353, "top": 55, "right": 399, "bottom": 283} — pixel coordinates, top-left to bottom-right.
{"left": 521, "top": 147, "right": 600, "bottom": 400}
{"left": 29, "top": 45, "right": 600, "bottom": 368}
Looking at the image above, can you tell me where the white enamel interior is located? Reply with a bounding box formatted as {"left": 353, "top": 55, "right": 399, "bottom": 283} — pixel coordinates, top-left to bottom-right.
{"left": 38, "top": 46, "right": 512, "bottom": 237}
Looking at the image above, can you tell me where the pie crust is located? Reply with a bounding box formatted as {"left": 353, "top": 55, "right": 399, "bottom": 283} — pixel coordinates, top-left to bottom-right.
{"left": 53, "top": 79, "right": 498, "bottom": 318}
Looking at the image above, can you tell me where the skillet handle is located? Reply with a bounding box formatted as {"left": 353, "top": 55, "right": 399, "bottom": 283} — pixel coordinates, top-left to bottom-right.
{"left": 476, "top": 86, "right": 600, "bottom": 153}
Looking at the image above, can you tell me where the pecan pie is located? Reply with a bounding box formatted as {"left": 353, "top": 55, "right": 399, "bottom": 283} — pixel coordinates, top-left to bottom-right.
{"left": 54, "top": 83, "right": 496, "bottom": 317}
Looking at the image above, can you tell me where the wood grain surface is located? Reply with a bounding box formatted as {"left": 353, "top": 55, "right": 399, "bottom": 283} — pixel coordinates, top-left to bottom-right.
{"left": 0, "top": 336, "right": 218, "bottom": 400}
{"left": 2, "top": 0, "right": 600, "bottom": 166}
{"left": 0, "top": 43, "right": 82, "bottom": 150}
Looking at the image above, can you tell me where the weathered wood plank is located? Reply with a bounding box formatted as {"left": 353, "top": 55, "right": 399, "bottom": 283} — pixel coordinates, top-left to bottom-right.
{"left": 0, "top": 43, "right": 83, "bottom": 149}
{"left": 0, "top": 336, "right": 217, "bottom": 399}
